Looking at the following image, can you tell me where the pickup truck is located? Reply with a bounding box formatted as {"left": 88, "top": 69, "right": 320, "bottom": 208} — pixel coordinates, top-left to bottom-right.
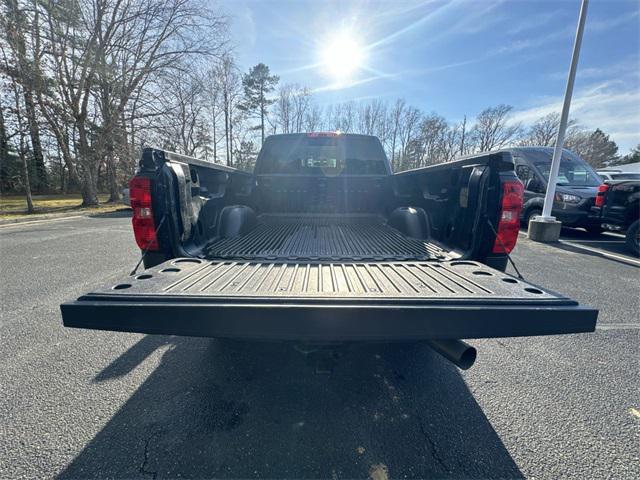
{"left": 61, "top": 133, "right": 597, "bottom": 369}
{"left": 594, "top": 179, "right": 640, "bottom": 255}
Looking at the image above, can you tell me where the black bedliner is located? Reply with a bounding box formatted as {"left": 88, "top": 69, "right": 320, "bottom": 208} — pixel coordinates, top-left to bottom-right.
{"left": 204, "top": 214, "right": 447, "bottom": 261}
{"left": 61, "top": 258, "right": 597, "bottom": 341}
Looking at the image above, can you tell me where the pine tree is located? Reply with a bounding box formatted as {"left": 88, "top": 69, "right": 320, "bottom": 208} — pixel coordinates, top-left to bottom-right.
{"left": 238, "top": 64, "right": 279, "bottom": 145}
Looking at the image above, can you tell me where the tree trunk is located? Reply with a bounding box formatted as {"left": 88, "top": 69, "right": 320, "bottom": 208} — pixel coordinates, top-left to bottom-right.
{"left": 459, "top": 116, "right": 467, "bottom": 156}
{"left": 80, "top": 165, "right": 99, "bottom": 207}
{"left": 14, "top": 94, "right": 34, "bottom": 213}
{"left": 19, "top": 149, "right": 34, "bottom": 214}
{"left": 22, "top": 89, "right": 48, "bottom": 192}
{"left": 55, "top": 136, "right": 65, "bottom": 193}
{"left": 224, "top": 93, "right": 230, "bottom": 166}
{"left": 0, "top": 105, "right": 8, "bottom": 187}
{"left": 5, "top": 0, "right": 48, "bottom": 192}
{"left": 260, "top": 91, "right": 265, "bottom": 146}
{"left": 229, "top": 114, "right": 234, "bottom": 167}
{"left": 105, "top": 126, "right": 121, "bottom": 202}
{"left": 391, "top": 134, "right": 396, "bottom": 171}
{"left": 77, "top": 129, "right": 100, "bottom": 207}
{"left": 212, "top": 103, "right": 217, "bottom": 163}
{"left": 106, "top": 156, "right": 120, "bottom": 202}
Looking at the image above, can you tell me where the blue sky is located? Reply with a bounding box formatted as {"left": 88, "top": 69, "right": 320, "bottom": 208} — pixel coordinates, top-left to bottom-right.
{"left": 222, "top": 0, "right": 639, "bottom": 153}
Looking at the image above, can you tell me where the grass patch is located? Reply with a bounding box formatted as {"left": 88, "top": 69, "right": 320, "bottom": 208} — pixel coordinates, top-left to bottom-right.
{"left": 0, "top": 193, "right": 111, "bottom": 212}
{"left": 0, "top": 193, "right": 127, "bottom": 220}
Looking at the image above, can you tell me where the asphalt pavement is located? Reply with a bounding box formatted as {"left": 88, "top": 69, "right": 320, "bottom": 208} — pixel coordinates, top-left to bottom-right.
{"left": 0, "top": 213, "right": 638, "bottom": 479}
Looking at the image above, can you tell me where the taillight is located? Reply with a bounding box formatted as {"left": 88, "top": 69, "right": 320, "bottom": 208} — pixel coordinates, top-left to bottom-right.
{"left": 492, "top": 179, "right": 524, "bottom": 254}
{"left": 129, "top": 177, "right": 160, "bottom": 251}
{"left": 595, "top": 184, "right": 609, "bottom": 207}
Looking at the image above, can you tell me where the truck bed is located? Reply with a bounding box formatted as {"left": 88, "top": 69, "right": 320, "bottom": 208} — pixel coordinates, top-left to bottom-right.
{"left": 61, "top": 258, "right": 597, "bottom": 341}
{"left": 204, "top": 214, "right": 447, "bottom": 261}
{"left": 61, "top": 145, "right": 598, "bottom": 344}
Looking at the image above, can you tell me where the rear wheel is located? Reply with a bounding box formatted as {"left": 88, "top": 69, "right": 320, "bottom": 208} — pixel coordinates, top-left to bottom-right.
{"left": 625, "top": 220, "right": 640, "bottom": 256}
{"left": 523, "top": 208, "right": 542, "bottom": 227}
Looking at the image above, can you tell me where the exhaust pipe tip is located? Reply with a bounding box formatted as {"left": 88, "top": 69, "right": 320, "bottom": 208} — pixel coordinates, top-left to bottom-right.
{"left": 456, "top": 344, "right": 477, "bottom": 370}
{"left": 427, "top": 339, "right": 477, "bottom": 370}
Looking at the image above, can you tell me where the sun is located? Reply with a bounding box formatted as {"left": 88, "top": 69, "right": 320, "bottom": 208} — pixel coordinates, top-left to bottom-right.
{"left": 320, "top": 31, "right": 365, "bottom": 81}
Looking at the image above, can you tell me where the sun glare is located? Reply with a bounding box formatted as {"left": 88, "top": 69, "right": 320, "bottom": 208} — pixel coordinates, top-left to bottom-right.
{"left": 320, "top": 32, "right": 365, "bottom": 81}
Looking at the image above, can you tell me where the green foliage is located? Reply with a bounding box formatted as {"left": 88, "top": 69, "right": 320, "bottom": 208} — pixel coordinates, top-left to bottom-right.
{"left": 238, "top": 63, "right": 279, "bottom": 143}
{"left": 612, "top": 144, "right": 640, "bottom": 165}
{"left": 0, "top": 148, "right": 23, "bottom": 193}
{"left": 233, "top": 140, "right": 258, "bottom": 171}
{"left": 566, "top": 128, "right": 619, "bottom": 168}
{"left": 239, "top": 64, "right": 279, "bottom": 112}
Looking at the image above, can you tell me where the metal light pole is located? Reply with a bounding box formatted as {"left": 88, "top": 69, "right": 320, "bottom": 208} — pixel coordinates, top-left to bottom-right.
{"left": 539, "top": 0, "right": 589, "bottom": 220}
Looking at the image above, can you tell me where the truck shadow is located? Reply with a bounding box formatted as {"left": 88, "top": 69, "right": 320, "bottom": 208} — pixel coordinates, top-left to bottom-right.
{"left": 59, "top": 337, "right": 522, "bottom": 479}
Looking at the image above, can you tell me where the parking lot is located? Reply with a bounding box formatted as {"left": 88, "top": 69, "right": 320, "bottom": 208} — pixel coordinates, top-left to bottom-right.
{"left": 1, "top": 212, "right": 638, "bottom": 479}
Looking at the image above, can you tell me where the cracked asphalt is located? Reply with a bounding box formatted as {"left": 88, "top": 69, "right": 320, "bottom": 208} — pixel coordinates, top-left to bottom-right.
{"left": 0, "top": 212, "right": 638, "bottom": 479}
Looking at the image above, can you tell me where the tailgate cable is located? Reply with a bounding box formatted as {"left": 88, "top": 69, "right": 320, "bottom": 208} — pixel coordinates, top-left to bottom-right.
{"left": 486, "top": 218, "right": 524, "bottom": 280}
{"left": 130, "top": 216, "right": 166, "bottom": 276}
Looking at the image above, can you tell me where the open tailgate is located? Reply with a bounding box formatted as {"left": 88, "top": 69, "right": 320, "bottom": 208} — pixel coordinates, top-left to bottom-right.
{"left": 61, "top": 259, "right": 597, "bottom": 341}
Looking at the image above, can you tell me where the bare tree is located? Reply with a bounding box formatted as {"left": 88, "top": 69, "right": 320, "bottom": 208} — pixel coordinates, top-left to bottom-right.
{"left": 216, "top": 54, "right": 241, "bottom": 166}
{"left": 519, "top": 112, "right": 579, "bottom": 147}
{"left": 442, "top": 122, "right": 462, "bottom": 162}
{"left": 152, "top": 67, "right": 210, "bottom": 157}
{"left": 29, "top": 0, "right": 226, "bottom": 205}
{"left": 303, "top": 104, "right": 322, "bottom": 132}
{"left": 1, "top": 0, "right": 49, "bottom": 192}
{"left": 7, "top": 73, "right": 34, "bottom": 212}
{"left": 415, "top": 113, "right": 448, "bottom": 166}
{"left": 275, "top": 84, "right": 294, "bottom": 134}
{"left": 471, "top": 104, "right": 522, "bottom": 152}
{"left": 356, "top": 99, "right": 385, "bottom": 136}
{"left": 329, "top": 101, "right": 355, "bottom": 133}
{"left": 388, "top": 99, "right": 405, "bottom": 170}
{"left": 292, "top": 85, "right": 310, "bottom": 133}
{"left": 459, "top": 115, "right": 467, "bottom": 155}
{"left": 397, "top": 106, "right": 421, "bottom": 168}
{"left": 202, "top": 66, "right": 225, "bottom": 163}
{"left": 274, "top": 83, "right": 310, "bottom": 134}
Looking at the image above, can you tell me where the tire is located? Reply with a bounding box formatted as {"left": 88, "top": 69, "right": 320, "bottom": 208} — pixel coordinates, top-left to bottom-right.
{"left": 523, "top": 208, "right": 542, "bottom": 227}
{"left": 625, "top": 220, "right": 640, "bottom": 257}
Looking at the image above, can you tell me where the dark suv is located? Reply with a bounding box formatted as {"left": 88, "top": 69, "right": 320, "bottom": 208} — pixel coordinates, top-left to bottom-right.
{"left": 593, "top": 179, "right": 640, "bottom": 255}
{"left": 504, "top": 147, "right": 603, "bottom": 233}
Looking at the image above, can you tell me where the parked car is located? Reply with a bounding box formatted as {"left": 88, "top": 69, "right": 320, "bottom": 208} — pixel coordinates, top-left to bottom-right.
{"left": 593, "top": 179, "right": 640, "bottom": 255}
{"left": 505, "top": 146, "right": 604, "bottom": 233}
{"left": 597, "top": 171, "right": 640, "bottom": 181}
{"left": 597, "top": 161, "right": 640, "bottom": 181}
{"left": 61, "top": 134, "right": 597, "bottom": 369}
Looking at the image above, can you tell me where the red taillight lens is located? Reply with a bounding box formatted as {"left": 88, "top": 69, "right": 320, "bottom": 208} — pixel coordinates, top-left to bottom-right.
{"left": 129, "top": 177, "right": 159, "bottom": 251}
{"left": 595, "top": 183, "right": 609, "bottom": 207}
{"left": 492, "top": 179, "right": 524, "bottom": 254}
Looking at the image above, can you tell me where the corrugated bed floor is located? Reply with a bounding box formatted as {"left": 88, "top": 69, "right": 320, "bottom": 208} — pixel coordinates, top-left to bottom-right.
{"left": 204, "top": 214, "right": 447, "bottom": 261}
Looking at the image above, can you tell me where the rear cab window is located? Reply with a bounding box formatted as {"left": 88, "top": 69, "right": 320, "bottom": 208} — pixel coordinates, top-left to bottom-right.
{"left": 255, "top": 134, "right": 390, "bottom": 175}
